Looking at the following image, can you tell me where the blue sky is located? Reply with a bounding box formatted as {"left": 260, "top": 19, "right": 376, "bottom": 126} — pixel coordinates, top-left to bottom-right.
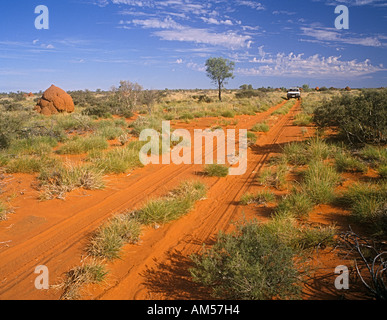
{"left": 1, "top": 0, "right": 386, "bottom": 92}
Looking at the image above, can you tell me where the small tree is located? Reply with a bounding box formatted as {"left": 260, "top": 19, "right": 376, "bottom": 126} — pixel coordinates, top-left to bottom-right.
{"left": 205, "top": 57, "right": 235, "bottom": 101}
{"left": 114, "top": 80, "right": 143, "bottom": 111}
{"left": 142, "top": 90, "right": 159, "bottom": 116}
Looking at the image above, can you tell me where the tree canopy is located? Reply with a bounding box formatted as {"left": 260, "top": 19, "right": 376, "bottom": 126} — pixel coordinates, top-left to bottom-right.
{"left": 205, "top": 57, "right": 235, "bottom": 101}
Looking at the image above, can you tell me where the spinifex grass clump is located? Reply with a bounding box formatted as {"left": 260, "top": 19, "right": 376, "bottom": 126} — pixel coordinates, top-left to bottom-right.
{"left": 87, "top": 214, "right": 142, "bottom": 260}
{"left": 301, "top": 161, "right": 341, "bottom": 204}
{"left": 282, "top": 137, "right": 334, "bottom": 166}
{"left": 334, "top": 150, "right": 367, "bottom": 173}
{"left": 257, "top": 163, "right": 288, "bottom": 190}
{"left": 251, "top": 121, "right": 270, "bottom": 133}
{"left": 0, "top": 200, "right": 8, "bottom": 221}
{"left": 240, "top": 190, "right": 275, "bottom": 205}
{"left": 7, "top": 136, "right": 58, "bottom": 156}
{"left": 340, "top": 182, "right": 387, "bottom": 236}
{"left": 6, "top": 155, "right": 59, "bottom": 174}
{"left": 137, "top": 180, "right": 207, "bottom": 225}
{"left": 88, "top": 141, "right": 145, "bottom": 174}
{"left": 59, "top": 260, "right": 108, "bottom": 300}
{"left": 56, "top": 135, "right": 109, "bottom": 155}
{"left": 38, "top": 164, "right": 105, "bottom": 200}
{"left": 203, "top": 164, "right": 229, "bottom": 177}
{"left": 275, "top": 191, "right": 314, "bottom": 219}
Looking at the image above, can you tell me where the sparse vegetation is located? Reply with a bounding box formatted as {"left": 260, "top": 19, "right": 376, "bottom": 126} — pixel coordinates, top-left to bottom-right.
{"left": 203, "top": 164, "right": 229, "bottom": 177}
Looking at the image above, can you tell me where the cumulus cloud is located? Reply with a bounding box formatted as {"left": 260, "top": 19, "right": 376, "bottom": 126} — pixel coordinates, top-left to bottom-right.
{"left": 301, "top": 27, "right": 383, "bottom": 47}
{"left": 239, "top": 51, "right": 385, "bottom": 78}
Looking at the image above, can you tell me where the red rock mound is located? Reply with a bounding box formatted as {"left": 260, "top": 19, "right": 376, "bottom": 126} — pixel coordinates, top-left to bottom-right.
{"left": 35, "top": 85, "right": 74, "bottom": 115}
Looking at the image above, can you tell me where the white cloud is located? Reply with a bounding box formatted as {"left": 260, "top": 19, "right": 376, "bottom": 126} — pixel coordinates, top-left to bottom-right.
{"left": 155, "top": 28, "right": 252, "bottom": 49}
{"left": 236, "top": 1, "right": 265, "bottom": 10}
{"left": 201, "top": 17, "right": 233, "bottom": 26}
{"left": 301, "top": 27, "right": 383, "bottom": 47}
{"left": 132, "top": 17, "right": 184, "bottom": 29}
{"left": 239, "top": 51, "right": 385, "bottom": 78}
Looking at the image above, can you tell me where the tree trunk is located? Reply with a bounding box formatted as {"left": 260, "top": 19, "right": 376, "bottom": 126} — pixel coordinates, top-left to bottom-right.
{"left": 218, "top": 81, "right": 222, "bottom": 101}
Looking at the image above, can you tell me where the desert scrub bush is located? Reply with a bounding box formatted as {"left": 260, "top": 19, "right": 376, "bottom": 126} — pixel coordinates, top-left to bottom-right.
{"left": 314, "top": 89, "right": 387, "bottom": 145}
{"left": 56, "top": 135, "right": 109, "bottom": 155}
{"left": 87, "top": 214, "right": 142, "bottom": 260}
{"left": 7, "top": 136, "right": 58, "bottom": 156}
{"left": 59, "top": 259, "right": 107, "bottom": 300}
{"left": 0, "top": 111, "right": 30, "bottom": 149}
{"left": 340, "top": 182, "right": 387, "bottom": 237}
{"left": 251, "top": 121, "right": 269, "bottom": 133}
{"left": 137, "top": 180, "right": 207, "bottom": 225}
{"left": 301, "top": 161, "right": 341, "bottom": 204}
{"left": 240, "top": 190, "right": 275, "bottom": 205}
{"left": 38, "top": 164, "right": 105, "bottom": 200}
{"left": 275, "top": 191, "right": 314, "bottom": 219}
{"left": 190, "top": 219, "right": 302, "bottom": 300}
{"left": 203, "top": 164, "right": 229, "bottom": 177}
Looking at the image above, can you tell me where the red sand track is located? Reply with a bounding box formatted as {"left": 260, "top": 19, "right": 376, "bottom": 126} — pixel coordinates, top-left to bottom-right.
{"left": 0, "top": 99, "right": 325, "bottom": 300}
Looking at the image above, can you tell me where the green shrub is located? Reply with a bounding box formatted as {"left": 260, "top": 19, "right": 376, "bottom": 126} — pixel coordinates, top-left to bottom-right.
{"left": 190, "top": 219, "right": 302, "bottom": 300}
{"left": 0, "top": 111, "right": 29, "bottom": 149}
{"left": 314, "top": 89, "right": 387, "bottom": 144}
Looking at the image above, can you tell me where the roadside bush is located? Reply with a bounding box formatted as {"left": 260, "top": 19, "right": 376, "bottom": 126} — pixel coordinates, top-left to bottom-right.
{"left": 190, "top": 219, "right": 302, "bottom": 300}
{"left": 314, "top": 89, "right": 387, "bottom": 144}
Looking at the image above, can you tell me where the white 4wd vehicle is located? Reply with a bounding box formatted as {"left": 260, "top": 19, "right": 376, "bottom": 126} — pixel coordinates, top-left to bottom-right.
{"left": 287, "top": 87, "right": 301, "bottom": 100}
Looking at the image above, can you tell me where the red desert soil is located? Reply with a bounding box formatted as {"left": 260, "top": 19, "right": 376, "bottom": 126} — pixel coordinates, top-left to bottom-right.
{"left": 0, "top": 99, "right": 362, "bottom": 300}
